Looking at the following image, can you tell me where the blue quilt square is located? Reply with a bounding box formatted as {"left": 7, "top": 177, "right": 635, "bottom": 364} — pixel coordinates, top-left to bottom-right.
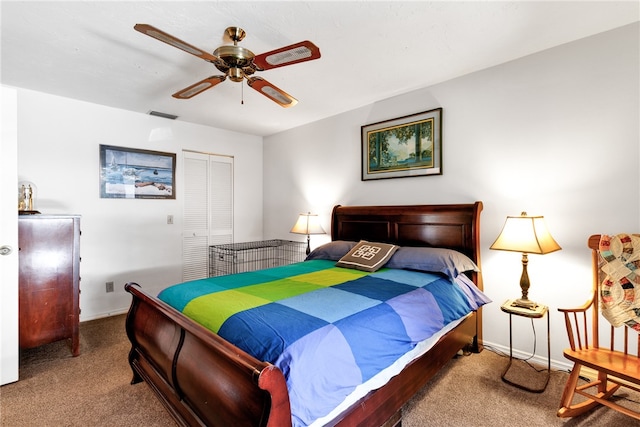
{"left": 218, "top": 303, "right": 328, "bottom": 363}
{"left": 424, "top": 279, "right": 472, "bottom": 323}
{"left": 333, "top": 276, "right": 416, "bottom": 302}
{"left": 158, "top": 280, "right": 229, "bottom": 311}
{"left": 334, "top": 303, "right": 412, "bottom": 381}
{"left": 258, "top": 259, "right": 333, "bottom": 279}
{"left": 203, "top": 272, "right": 276, "bottom": 289}
{"left": 277, "top": 324, "right": 361, "bottom": 426}
{"left": 371, "top": 269, "right": 443, "bottom": 287}
{"left": 278, "top": 287, "right": 380, "bottom": 323}
{"left": 386, "top": 287, "right": 444, "bottom": 341}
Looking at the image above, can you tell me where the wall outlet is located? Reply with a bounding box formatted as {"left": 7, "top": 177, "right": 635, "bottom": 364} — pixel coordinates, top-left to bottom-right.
{"left": 167, "top": 215, "right": 174, "bottom": 225}
{"left": 106, "top": 281, "right": 114, "bottom": 293}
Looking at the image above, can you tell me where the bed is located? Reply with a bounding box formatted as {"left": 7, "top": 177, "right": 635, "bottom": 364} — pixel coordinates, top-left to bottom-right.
{"left": 124, "top": 202, "right": 486, "bottom": 427}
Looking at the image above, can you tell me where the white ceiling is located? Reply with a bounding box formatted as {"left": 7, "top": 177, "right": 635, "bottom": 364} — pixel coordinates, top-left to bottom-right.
{"left": 1, "top": 1, "right": 638, "bottom": 137}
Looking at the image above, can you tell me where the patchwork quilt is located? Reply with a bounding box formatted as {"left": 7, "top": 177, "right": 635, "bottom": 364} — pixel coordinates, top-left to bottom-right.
{"left": 158, "top": 259, "right": 489, "bottom": 426}
{"left": 599, "top": 234, "right": 640, "bottom": 330}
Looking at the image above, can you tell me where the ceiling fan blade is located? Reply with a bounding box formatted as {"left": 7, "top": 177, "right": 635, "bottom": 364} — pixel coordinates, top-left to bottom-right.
{"left": 246, "top": 77, "right": 298, "bottom": 108}
{"left": 172, "top": 76, "right": 226, "bottom": 99}
{"left": 134, "top": 24, "right": 220, "bottom": 63}
{"left": 253, "top": 41, "right": 321, "bottom": 71}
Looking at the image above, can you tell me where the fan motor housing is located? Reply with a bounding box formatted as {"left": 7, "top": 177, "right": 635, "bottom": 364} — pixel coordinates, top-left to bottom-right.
{"left": 214, "top": 45, "right": 256, "bottom": 82}
{"left": 214, "top": 45, "right": 254, "bottom": 67}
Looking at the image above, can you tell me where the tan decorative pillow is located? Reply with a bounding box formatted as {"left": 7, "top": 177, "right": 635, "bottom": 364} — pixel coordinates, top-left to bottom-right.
{"left": 336, "top": 240, "right": 399, "bottom": 272}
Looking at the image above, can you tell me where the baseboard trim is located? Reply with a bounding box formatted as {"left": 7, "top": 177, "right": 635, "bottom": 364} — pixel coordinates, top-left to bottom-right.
{"left": 80, "top": 308, "right": 129, "bottom": 322}
{"left": 483, "top": 340, "right": 573, "bottom": 372}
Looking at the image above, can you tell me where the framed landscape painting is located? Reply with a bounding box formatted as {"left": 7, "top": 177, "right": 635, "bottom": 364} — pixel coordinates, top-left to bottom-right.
{"left": 99, "top": 145, "right": 176, "bottom": 199}
{"left": 362, "top": 108, "right": 442, "bottom": 181}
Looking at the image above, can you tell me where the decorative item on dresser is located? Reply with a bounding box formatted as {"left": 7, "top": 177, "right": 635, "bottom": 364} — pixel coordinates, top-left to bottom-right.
{"left": 124, "top": 202, "right": 486, "bottom": 427}
{"left": 18, "top": 215, "right": 81, "bottom": 356}
{"left": 18, "top": 181, "right": 40, "bottom": 214}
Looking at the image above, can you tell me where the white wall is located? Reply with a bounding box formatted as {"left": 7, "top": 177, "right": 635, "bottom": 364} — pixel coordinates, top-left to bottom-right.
{"left": 263, "top": 23, "right": 640, "bottom": 368}
{"left": 15, "top": 89, "right": 264, "bottom": 320}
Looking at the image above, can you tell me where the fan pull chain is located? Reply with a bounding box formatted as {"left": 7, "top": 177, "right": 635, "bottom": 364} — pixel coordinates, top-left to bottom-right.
{"left": 241, "top": 82, "right": 244, "bottom": 105}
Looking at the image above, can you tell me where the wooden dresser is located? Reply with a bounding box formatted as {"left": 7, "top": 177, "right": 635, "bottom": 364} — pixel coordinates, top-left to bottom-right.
{"left": 18, "top": 215, "right": 81, "bottom": 356}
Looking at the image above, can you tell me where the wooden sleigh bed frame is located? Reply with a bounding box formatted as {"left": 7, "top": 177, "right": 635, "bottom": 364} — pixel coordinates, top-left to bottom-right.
{"left": 124, "top": 202, "right": 484, "bottom": 427}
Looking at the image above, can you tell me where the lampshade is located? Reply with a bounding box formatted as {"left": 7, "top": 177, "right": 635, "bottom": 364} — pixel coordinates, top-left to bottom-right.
{"left": 290, "top": 213, "right": 326, "bottom": 236}
{"left": 490, "top": 212, "right": 561, "bottom": 309}
{"left": 490, "top": 212, "right": 561, "bottom": 254}
{"left": 290, "top": 212, "right": 326, "bottom": 255}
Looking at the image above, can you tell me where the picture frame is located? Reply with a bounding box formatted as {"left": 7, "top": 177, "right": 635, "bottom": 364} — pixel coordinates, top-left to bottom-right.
{"left": 99, "top": 144, "right": 176, "bottom": 199}
{"left": 362, "top": 108, "right": 442, "bottom": 181}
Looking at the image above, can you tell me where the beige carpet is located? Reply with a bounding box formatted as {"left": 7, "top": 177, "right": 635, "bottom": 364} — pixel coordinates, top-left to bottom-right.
{"left": 0, "top": 315, "right": 169, "bottom": 426}
{"left": 402, "top": 347, "right": 640, "bottom": 426}
{"left": 2, "top": 314, "right": 640, "bottom": 426}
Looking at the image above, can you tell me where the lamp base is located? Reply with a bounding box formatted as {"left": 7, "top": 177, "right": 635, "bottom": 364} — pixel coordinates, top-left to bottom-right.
{"left": 512, "top": 298, "right": 538, "bottom": 310}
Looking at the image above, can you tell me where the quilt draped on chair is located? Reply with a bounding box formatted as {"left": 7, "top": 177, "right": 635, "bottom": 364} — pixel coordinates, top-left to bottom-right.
{"left": 599, "top": 233, "right": 640, "bottom": 330}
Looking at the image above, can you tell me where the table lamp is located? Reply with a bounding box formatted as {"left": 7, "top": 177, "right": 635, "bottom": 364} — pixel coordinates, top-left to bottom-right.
{"left": 290, "top": 212, "right": 326, "bottom": 255}
{"left": 490, "top": 212, "right": 561, "bottom": 308}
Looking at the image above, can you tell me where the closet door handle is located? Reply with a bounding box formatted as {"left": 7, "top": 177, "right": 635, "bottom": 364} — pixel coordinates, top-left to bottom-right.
{"left": 0, "top": 245, "right": 13, "bottom": 256}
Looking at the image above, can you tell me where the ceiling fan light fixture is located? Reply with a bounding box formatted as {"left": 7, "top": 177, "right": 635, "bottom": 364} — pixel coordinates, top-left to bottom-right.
{"left": 228, "top": 67, "right": 244, "bottom": 82}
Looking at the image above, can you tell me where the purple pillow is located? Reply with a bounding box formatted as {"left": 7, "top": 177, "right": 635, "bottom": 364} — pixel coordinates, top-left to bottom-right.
{"left": 385, "top": 246, "right": 479, "bottom": 279}
{"left": 305, "top": 240, "right": 357, "bottom": 261}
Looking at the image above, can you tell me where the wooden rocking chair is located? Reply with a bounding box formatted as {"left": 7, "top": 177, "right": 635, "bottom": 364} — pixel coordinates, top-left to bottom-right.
{"left": 557, "top": 234, "right": 640, "bottom": 420}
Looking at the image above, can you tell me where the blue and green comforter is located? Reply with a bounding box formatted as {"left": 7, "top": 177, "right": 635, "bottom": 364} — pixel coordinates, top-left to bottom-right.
{"left": 159, "top": 259, "right": 489, "bottom": 426}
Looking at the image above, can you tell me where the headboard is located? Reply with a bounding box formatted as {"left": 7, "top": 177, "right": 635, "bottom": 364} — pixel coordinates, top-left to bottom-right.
{"left": 331, "top": 202, "right": 483, "bottom": 285}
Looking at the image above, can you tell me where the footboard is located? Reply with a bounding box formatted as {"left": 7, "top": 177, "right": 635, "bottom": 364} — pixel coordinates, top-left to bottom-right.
{"left": 124, "top": 282, "right": 292, "bottom": 427}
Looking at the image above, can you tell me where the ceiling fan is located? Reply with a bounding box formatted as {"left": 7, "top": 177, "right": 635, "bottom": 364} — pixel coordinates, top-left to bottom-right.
{"left": 134, "top": 24, "right": 321, "bottom": 108}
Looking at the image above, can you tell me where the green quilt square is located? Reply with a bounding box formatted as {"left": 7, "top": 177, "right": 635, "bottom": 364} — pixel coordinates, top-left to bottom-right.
{"left": 239, "top": 279, "right": 324, "bottom": 301}
{"left": 291, "top": 267, "right": 368, "bottom": 287}
{"left": 183, "top": 290, "right": 270, "bottom": 333}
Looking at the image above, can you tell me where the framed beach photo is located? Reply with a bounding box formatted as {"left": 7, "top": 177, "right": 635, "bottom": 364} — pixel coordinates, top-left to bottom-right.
{"left": 361, "top": 108, "right": 442, "bottom": 181}
{"left": 99, "top": 145, "right": 176, "bottom": 199}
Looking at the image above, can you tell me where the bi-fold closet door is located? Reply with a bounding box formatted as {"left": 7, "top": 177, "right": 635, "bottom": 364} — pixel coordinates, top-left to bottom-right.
{"left": 182, "top": 150, "right": 233, "bottom": 282}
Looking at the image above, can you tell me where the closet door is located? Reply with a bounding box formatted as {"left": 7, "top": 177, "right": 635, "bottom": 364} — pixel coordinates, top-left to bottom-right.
{"left": 182, "top": 151, "right": 233, "bottom": 281}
